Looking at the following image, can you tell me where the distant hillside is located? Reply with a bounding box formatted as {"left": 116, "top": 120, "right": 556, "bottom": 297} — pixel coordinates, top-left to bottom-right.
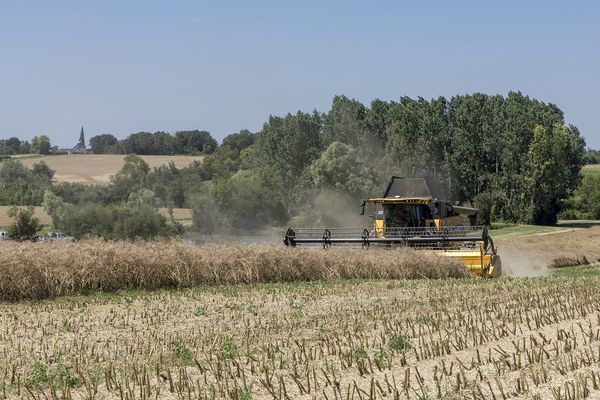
{"left": 19, "top": 154, "right": 202, "bottom": 185}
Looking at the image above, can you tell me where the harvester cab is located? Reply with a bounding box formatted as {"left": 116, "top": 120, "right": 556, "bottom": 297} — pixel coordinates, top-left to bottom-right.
{"left": 284, "top": 177, "right": 501, "bottom": 277}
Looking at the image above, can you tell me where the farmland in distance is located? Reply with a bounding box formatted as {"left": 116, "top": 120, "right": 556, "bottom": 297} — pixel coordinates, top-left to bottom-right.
{"left": 19, "top": 154, "right": 203, "bottom": 185}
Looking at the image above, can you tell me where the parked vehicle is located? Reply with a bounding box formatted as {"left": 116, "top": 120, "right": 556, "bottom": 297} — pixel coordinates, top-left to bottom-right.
{"left": 40, "top": 232, "right": 76, "bottom": 242}
{"left": 0, "top": 231, "right": 8, "bottom": 240}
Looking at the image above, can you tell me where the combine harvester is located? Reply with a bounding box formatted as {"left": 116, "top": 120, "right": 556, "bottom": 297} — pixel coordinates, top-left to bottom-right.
{"left": 284, "top": 177, "right": 501, "bottom": 277}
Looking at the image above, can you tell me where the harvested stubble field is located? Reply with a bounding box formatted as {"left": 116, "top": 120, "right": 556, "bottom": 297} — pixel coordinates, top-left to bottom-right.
{"left": 1, "top": 263, "right": 600, "bottom": 400}
{"left": 19, "top": 154, "right": 203, "bottom": 185}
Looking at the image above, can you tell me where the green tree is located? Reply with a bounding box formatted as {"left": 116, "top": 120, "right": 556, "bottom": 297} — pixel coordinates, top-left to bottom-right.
{"left": 526, "top": 124, "right": 585, "bottom": 224}
{"left": 564, "top": 174, "right": 600, "bottom": 219}
{"left": 221, "top": 130, "right": 256, "bottom": 153}
{"left": 89, "top": 134, "right": 118, "bottom": 154}
{"left": 253, "top": 111, "right": 323, "bottom": 187}
{"left": 31, "top": 135, "right": 51, "bottom": 155}
{"left": 0, "top": 159, "right": 52, "bottom": 205}
{"left": 309, "top": 141, "right": 375, "bottom": 196}
{"left": 109, "top": 154, "right": 150, "bottom": 201}
{"left": 31, "top": 161, "right": 54, "bottom": 180}
{"left": 42, "top": 190, "right": 67, "bottom": 228}
{"left": 5, "top": 137, "right": 22, "bottom": 155}
{"left": 6, "top": 207, "right": 41, "bottom": 241}
{"left": 175, "top": 130, "right": 217, "bottom": 154}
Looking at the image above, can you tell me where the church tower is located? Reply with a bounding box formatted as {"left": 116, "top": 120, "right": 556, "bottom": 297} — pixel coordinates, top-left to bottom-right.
{"left": 72, "top": 126, "right": 87, "bottom": 153}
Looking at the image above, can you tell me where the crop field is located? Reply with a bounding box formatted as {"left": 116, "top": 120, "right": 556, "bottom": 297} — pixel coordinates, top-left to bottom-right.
{"left": 0, "top": 228, "right": 599, "bottom": 399}
{"left": 0, "top": 207, "right": 192, "bottom": 229}
{"left": 19, "top": 155, "right": 203, "bottom": 185}
{"left": 582, "top": 164, "right": 600, "bottom": 177}
{"left": 1, "top": 263, "right": 600, "bottom": 400}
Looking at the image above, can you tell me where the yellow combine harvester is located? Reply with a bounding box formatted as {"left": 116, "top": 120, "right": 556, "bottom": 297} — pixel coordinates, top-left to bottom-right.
{"left": 284, "top": 177, "right": 501, "bottom": 277}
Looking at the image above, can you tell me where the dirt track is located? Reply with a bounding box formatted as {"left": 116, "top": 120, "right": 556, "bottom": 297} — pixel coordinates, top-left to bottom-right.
{"left": 496, "top": 225, "right": 600, "bottom": 276}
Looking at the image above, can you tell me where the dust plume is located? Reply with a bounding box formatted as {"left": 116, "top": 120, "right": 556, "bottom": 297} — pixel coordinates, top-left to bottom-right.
{"left": 497, "top": 244, "right": 549, "bottom": 277}
{"left": 289, "top": 190, "right": 370, "bottom": 228}
{"left": 495, "top": 226, "right": 600, "bottom": 277}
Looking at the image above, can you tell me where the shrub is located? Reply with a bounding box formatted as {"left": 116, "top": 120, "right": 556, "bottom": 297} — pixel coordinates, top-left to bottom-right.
{"left": 6, "top": 206, "right": 41, "bottom": 241}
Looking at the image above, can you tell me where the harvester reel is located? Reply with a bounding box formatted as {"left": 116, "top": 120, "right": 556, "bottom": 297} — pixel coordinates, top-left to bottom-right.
{"left": 322, "top": 229, "right": 332, "bottom": 249}
{"left": 283, "top": 228, "right": 296, "bottom": 247}
{"left": 361, "top": 229, "right": 370, "bottom": 248}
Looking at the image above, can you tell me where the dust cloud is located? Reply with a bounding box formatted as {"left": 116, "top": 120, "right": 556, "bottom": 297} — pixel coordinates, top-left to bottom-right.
{"left": 496, "top": 242, "right": 549, "bottom": 277}
{"left": 312, "top": 191, "right": 371, "bottom": 228}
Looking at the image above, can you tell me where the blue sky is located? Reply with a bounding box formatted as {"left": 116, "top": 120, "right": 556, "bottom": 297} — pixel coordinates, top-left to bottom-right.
{"left": 1, "top": 1, "right": 599, "bottom": 148}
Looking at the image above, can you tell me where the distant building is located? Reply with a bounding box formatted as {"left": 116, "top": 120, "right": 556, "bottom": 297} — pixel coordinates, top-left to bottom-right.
{"left": 70, "top": 126, "right": 88, "bottom": 154}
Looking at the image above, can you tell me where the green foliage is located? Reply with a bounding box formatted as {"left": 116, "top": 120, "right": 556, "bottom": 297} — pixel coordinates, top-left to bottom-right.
{"left": 310, "top": 141, "right": 375, "bottom": 196}
{"left": 109, "top": 154, "right": 150, "bottom": 202}
{"left": 194, "top": 306, "right": 206, "bottom": 316}
{"left": 0, "top": 137, "right": 25, "bottom": 155}
{"left": 388, "top": 332, "right": 411, "bottom": 351}
{"left": 202, "top": 146, "right": 241, "bottom": 179}
{"left": 526, "top": 124, "right": 585, "bottom": 224}
{"left": 172, "top": 342, "right": 194, "bottom": 365}
{"left": 31, "top": 135, "right": 51, "bottom": 154}
{"left": 583, "top": 149, "right": 600, "bottom": 164}
{"left": 219, "top": 336, "right": 238, "bottom": 360}
{"left": 253, "top": 111, "right": 323, "bottom": 187}
{"left": 0, "top": 159, "right": 52, "bottom": 205}
{"left": 31, "top": 161, "right": 54, "bottom": 180}
{"left": 48, "top": 199, "right": 177, "bottom": 240}
{"left": 0, "top": 93, "right": 588, "bottom": 230}
{"left": 127, "top": 188, "right": 160, "bottom": 208}
{"left": 25, "top": 362, "right": 49, "bottom": 388}
{"left": 222, "top": 129, "right": 256, "bottom": 152}
{"left": 89, "top": 133, "right": 118, "bottom": 154}
{"left": 175, "top": 130, "right": 217, "bottom": 154}
{"left": 561, "top": 174, "right": 600, "bottom": 220}
{"left": 6, "top": 206, "right": 41, "bottom": 241}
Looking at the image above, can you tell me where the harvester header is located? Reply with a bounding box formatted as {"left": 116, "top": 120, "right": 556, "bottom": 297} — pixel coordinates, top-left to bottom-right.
{"left": 283, "top": 177, "right": 501, "bottom": 277}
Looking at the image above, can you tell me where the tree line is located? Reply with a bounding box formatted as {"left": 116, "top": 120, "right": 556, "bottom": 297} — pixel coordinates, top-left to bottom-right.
{"left": 0, "top": 91, "right": 594, "bottom": 239}
{"left": 89, "top": 130, "right": 218, "bottom": 155}
{"left": 0, "top": 135, "right": 52, "bottom": 156}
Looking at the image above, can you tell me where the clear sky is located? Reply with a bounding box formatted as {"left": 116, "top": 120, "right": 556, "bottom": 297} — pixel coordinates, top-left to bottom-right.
{"left": 1, "top": 1, "right": 598, "bottom": 148}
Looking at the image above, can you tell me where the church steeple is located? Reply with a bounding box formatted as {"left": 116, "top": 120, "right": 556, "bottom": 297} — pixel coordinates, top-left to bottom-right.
{"left": 72, "top": 126, "right": 87, "bottom": 153}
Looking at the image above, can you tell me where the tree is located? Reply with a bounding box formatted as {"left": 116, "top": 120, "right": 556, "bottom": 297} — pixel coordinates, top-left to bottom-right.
{"left": 561, "top": 174, "right": 600, "bottom": 220}
{"left": 6, "top": 207, "right": 41, "bottom": 241}
{"left": 19, "top": 141, "right": 31, "bottom": 154}
{"left": 0, "top": 159, "right": 32, "bottom": 205}
{"left": 526, "top": 124, "right": 585, "bottom": 224}
{"left": 221, "top": 130, "right": 256, "bottom": 153}
{"left": 42, "top": 190, "right": 67, "bottom": 228}
{"left": 309, "top": 142, "right": 375, "bottom": 196}
{"left": 175, "top": 130, "right": 218, "bottom": 154}
{"left": 31, "top": 161, "right": 54, "bottom": 180}
{"left": 109, "top": 154, "right": 150, "bottom": 202}
{"left": 89, "top": 134, "right": 118, "bottom": 154}
{"left": 5, "top": 137, "right": 22, "bottom": 155}
{"left": 253, "top": 111, "right": 323, "bottom": 188}
{"left": 31, "top": 135, "right": 51, "bottom": 155}
{"left": 323, "top": 95, "right": 370, "bottom": 149}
